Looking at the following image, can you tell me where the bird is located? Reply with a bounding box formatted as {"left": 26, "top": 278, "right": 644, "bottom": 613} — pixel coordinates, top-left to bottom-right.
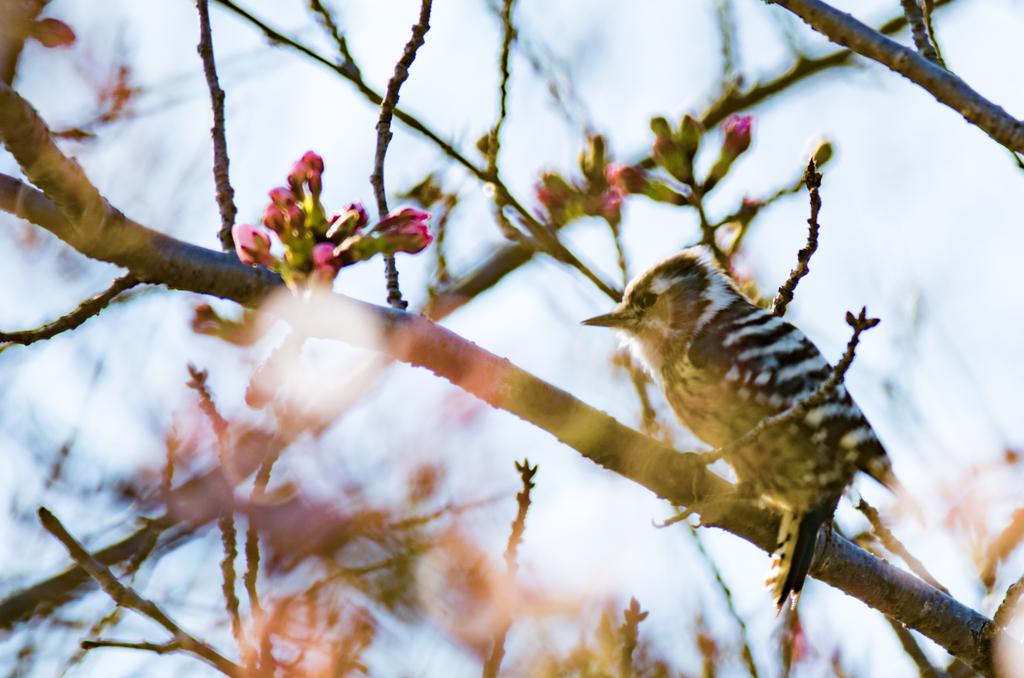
{"left": 582, "top": 247, "right": 898, "bottom": 610}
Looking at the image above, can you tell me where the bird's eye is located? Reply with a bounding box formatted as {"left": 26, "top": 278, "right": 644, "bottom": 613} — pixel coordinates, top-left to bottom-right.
{"left": 636, "top": 291, "right": 657, "bottom": 310}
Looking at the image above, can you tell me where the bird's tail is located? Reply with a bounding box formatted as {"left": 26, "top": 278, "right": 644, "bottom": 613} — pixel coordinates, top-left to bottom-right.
{"left": 766, "top": 504, "right": 833, "bottom": 612}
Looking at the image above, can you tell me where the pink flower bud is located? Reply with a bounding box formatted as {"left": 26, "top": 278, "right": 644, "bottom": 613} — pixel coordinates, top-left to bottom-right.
{"left": 300, "top": 151, "right": 324, "bottom": 174}
{"left": 269, "top": 187, "right": 295, "bottom": 209}
{"left": 607, "top": 164, "right": 649, "bottom": 194}
{"left": 348, "top": 201, "right": 369, "bottom": 231}
{"left": 535, "top": 173, "right": 574, "bottom": 217}
{"left": 326, "top": 201, "right": 370, "bottom": 242}
{"left": 312, "top": 242, "right": 338, "bottom": 269}
{"left": 288, "top": 164, "right": 305, "bottom": 197}
{"left": 307, "top": 169, "right": 322, "bottom": 199}
{"left": 376, "top": 207, "right": 433, "bottom": 255}
{"left": 28, "top": 18, "right": 76, "bottom": 48}
{"left": 262, "top": 204, "right": 286, "bottom": 234}
{"left": 722, "top": 114, "right": 752, "bottom": 158}
{"left": 286, "top": 204, "right": 305, "bottom": 230}
{"left": 232, "top": 224, "right": 274, "bottom": 267}
{"left": 375, "top": 206, "right": 432, "bottom": 233}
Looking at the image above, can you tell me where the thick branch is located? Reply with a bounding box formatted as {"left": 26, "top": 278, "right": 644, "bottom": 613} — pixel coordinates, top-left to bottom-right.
{"left": 766, "top": 0, "right": 1024, "bottom": 154}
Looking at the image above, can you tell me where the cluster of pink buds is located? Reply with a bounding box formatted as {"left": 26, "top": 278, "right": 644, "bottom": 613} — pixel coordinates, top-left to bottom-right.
{"left": 534, "top": 135, "right": 625, "bottom": 227}
{"left": 232, "top": 152, "right": 433, "bottom": 291}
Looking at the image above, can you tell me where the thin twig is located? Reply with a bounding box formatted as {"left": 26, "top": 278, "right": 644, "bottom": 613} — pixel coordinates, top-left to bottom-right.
{"left": 370, "top": 0, "right": 432, "bottom": 310}
{"left": 705, "top": 308, "right": 879, "bottom": 465}
{"left": 82, "top": 639, "right": 183, "bottom": 655}
{"left": 245, "top": 453, "right": 279, "bottom": 676}
{"left": 887, "top": 617, "right": 951, "bottom": 678}
{"left": 619, "top": 598, "right": 648, "bottom": 678}
{"left": 483, "top": 459, "right": 537, "bottom": 678}
{"left": 689, "top": 526, "right": 759, "bottom": 677}
{"left": 988, "top": 572, "right": 1024, "bottom": 638}
{"left": 920, "top": 0, "right": 944, "bottom": 65}
{"left": 766, "top": 0, "right": 1024, "bottom": 154}
{"left": 186, "top": 365, "right": 229, "bottom": 452}
{"left": 38, "top": 508, "right": 241, "bottom": 677}
{"left": 196, "top": 0, "right": 237, "bottom": 252}
{"left": 716, "top": 0, "right": 737, "bottom": 82}
{"left": 857, "top": 499, "right": 949, "bottom": 594}
{"left": 307, "top": 0, "right": 361, "bottom": 80}
{"left": 0, "top": 274, "right": 139, "bottom": 347}
{"left": 184, "top": 364, "right": 253, "bottom": 667}
{"left": 899, "top": 0, "right": 943, "bottom": 67}
{"left": 981, "top": 507, "right": 1024, "bottom": 589}
{"left": 486, "top": 0, "right": 516, "bottom": 178}
{"left": 771, "top": 158, "right": 821, "bottom": 316}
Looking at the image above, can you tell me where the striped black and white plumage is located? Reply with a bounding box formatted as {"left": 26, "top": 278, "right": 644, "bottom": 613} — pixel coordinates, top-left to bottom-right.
{"left": 583, "top": 247, "right": 897, "bottom": 610}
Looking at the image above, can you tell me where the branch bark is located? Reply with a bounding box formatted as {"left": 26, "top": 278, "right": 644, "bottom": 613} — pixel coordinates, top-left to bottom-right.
{"left": 766, "top": 0, "right": 1024, "bottom": 154}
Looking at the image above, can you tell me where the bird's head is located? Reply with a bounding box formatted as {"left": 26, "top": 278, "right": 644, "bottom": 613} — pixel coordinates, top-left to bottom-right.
{"left": 582, "top": 247, "right": 740, "bottom": 376}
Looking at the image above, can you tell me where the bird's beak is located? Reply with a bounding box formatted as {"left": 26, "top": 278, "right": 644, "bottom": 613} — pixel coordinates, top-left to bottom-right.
{"left": 581, "top": 306, "right": 632, "bottom": 328}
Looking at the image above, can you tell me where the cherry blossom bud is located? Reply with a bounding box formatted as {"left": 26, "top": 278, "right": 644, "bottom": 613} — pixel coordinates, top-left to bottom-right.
{"left": 375, "top": 206, "right": 432, "bottom": 233}
{"left": 376, "top": 207, "right": 433, "bottom": 255}
{"left": 812, "top": 139, "right": 833, "bottom": 167}
{"left": 312, "top": 241, "right": 339, "bottom": 269}
{"left": 262, "top": 204, "right": 286, "bottom": 234}
{"left": 28, "top": 18, "right": 76, "bottom": 48}
{"left": 649, "top": 117, "right": 672, "bottom": 139}
{"left": 232, "top": 224, "right": 274, "bottom": 266}
{"left": 678, "top": 114, "right": 703, "bottom": 157}
{"left": 326, "top": 201, "right": 370, "bottom": 242}
{"left": 536, "top": 173, "right": 573, "bottom": 214}
{"left": 300, "top": 151, "right": 324, "bottom": 174}
{"left": 307, "top": 169, "right": 322, "bottom": 199}
{"left": 286, "top": 204, "right": 305, "bottom": 230}
{"left": 288, "top": 163, "right": 305, "bottom": 197}
{"left": 269, "top": 187, "right": 295, "bottom": 209}
{"left": 650, "top": 117, "right": 692, "bottom": 184}
{"left": 607, "top": 164, "right": 649, "bottom": 195}
{"left": 721, "top": 114, "right": 752, "bottom": 158}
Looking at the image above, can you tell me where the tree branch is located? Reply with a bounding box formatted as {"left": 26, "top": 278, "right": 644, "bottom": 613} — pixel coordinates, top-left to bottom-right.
{"left": 371, "top": 0, "right": 432, "bottom": 310}
{"left": 483, "top": 459, "right": 536, "bottom": 678}
{"left": 38, "top": 508, "right": 242, "bottom": 677}
{"left": 0, "top": 273, "right": 140, "bottom": 347}
{"left": 766, "top": 0, "right": 1024, "bottom": 154}
{"left": 857, "top": 499, "right": 949, "bottom": 595}
{"left": 196, "top": 0, "right": 238, "bottom": 252}
{"left": 899, "top": 0, "right": 942, "bottom": 66}
{"left": 771, "top": 157, "right": 821, "bottom": 317}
